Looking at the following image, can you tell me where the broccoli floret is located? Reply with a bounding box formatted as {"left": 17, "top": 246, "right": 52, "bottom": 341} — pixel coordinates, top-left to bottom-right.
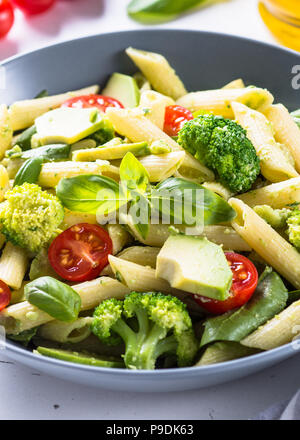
{"left": 177, "top": 114, "right": 260, "bottom": 193}
{"left": 254, "top": 205, "right": 290, "bottom": 229}
{"left": 91, "top": 292, "right": 198, "bottom": 370}
{"left": 287, "top": 209, "right": 300, "bottom": 250}
{"left": 0, "top": 183, "right": 64, "bottom": 253}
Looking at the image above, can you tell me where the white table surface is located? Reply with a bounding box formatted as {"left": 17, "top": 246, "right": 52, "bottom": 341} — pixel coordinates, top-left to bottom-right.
{"left": 1, "top": 0, "right": 299, "bottom": 421}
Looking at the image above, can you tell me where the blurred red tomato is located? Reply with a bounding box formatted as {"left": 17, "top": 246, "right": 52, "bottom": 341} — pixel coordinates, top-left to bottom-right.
{"left": 12, "top": 0, "right": 56, "bottom": 14}
{"left": 0, "top": 0, "right": 14, "bottom": 38}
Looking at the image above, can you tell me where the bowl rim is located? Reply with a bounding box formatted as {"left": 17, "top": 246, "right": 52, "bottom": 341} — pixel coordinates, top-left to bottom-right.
{"left": 2, "top": 28, "right": 300, "bottom": 377}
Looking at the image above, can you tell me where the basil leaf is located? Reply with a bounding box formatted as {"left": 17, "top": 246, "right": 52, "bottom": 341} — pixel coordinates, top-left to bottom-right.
{"left": 13, "top": 125, "right": 37, "bottom": 151}
{"left": 120, "top": 152, "right": 149, "bottom": 197}
{"left": 21, "top": 143, "right": 70, "bottom": 161}
{"left": 13, "top": 157, "right": 43, "bottom": 187}
{"left": 151, "top": 177, "right": 236, "bottom": 226}
{"left": 127, "top": 0, "right": 211, "bottom": 23}
{"left": 25, "top": 276, "right": 81, "bottom": 322}
{"left": 200, "top": 270, "right": 288, "bottom": 347}
{"left": 34, "top": 90, "right": 48, "bottom": 99}
{"left": 56, "top": 174, "right": 127, "bottom": 215}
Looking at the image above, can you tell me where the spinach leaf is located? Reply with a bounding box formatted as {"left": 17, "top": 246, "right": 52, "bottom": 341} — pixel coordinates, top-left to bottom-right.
{"left": 9, "top": 328, "right": 37, "bottom": 346}
{"left": 56, "top": 174, "right": 128, "bottom": 215}
{"left": 25, "top": 276, "right": 81, "bottom": 322}
{"left": 287, "top": 290, "right": 300, "bottom": 306}
{"left": 13, "top": 157, "right": 43, "bottom": 187}
{"left": 20, "top": 143, "right": 70, "bottom": 161}
{"left": 151, "top": 177, "right": 236, "bottom": 226}
{"left": 200, "top": 269, "right": 288, "bottom": 347}
{"left": 13, "top": 125, "right": 37, "bottom": 151}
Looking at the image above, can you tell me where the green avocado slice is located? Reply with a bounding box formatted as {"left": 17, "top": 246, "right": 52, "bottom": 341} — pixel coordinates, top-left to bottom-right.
{"left": 102, "top": 73, "right": 140, "bottom": 108}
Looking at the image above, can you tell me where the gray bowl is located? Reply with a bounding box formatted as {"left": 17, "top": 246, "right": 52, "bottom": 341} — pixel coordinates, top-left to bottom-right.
{"left": 2, "top": 30, "right": 300, "bottom": 392}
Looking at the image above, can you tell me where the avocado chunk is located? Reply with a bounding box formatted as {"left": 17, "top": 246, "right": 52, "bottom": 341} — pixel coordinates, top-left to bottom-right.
{"left": 102, "top": 73, "right": 140, "bottom": 108}
{"left": 35, "top": 107, "right": 105, "bottom": 145}
{"left": 156, "top": 234, "right": 232, "bottom": 300}
{"left": 35, "top": 346, "right": 124, "bottom": 368}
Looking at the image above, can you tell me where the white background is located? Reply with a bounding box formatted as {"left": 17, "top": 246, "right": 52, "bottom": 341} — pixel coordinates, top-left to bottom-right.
{"left": 1, "top": 0, "right": 299, "bottom": 421}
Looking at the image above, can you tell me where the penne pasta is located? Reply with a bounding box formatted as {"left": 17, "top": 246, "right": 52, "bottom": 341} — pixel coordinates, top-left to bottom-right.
{"left": 0, "top": 105, "right": 13, "bottom": 159}
{"left": 101, "top": 246, "right": 160, "bottom": 277}
{"left": 229, "top": 198, "right": 300, "bottom": 289}
{"left": 232, "top": 102, "right": 298, "bottom": 182}
{"left": 264, "top": 104, "right": 300, "bottom": 173}
{"left": 126, "top": 47, "right": 187, "bottom": 100}
{"left": 108, "top": 255, "right": 202, "bottom": 313}
{"left": 241, "top": 300, "right": 300, "bottom": 350}
{"left": 237, "top": 177, "right": 300, "bottom": 208}
{"left": 121, "top": 216, "right": 251, "bottom": 251}
{"left": 38, "top": 317, "right": 94, "bottom": 344}
{"left": 0, "top": 242, "right": 28, "bottom": 290}
{"left": 106, "top": 107, "right": 214, "bottom": 182}
{"left": 38, "top": 161, "right": 110, "bottom": 187}
{"left": 9, "top": 85, "right": 100, "bottom": 131}
{"left": 62, "top": 210, "right": 98, "bottom": 228}
{"left": 138, "top": 151, "right": 185, "bottom": 182}
{"left": 106, "top": 224, "right": 132, "bottom": 255}
{"left": 222, "top": 79, "right": 245, "bottom": 89}
{"left": 0, "top": 277, "right": 130, "bottom": 334}
{"left": 139, "top": 90, "right": 174, "bottom": 130}
{"left": 177, "top": 87, "right": 273, "bottom": 118}
{"left": 202, "top": 181, "right": 233, "bottom": 201}
{"left": 0, "top": 165, "right": 9, "bottom": 202}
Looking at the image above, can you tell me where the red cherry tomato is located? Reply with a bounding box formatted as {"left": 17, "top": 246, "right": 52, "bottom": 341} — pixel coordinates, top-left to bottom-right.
{"left": 48, "top": 223, "right": 113, "bottom": 282}
{"left": 0, "top": 279, "right": 11, "bottom": 311}
{"left": 0, "top": 0, "right": 14, "bottom": 38}
{"left": 163, "top": 105, "right": 193, "bottom": 137}
{"left": 194, "top": 252, "right": 258, "bottom": 315}
{"left": 12, "top": 0, "right": 56, "bottom": 14}
{"left": 61, "top": 94, "right": 124, "bottom": 113}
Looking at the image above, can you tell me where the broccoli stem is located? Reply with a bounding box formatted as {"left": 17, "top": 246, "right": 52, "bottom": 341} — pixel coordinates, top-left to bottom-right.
{"left": 112, "top": 318, "right": 169, "bottom": 370}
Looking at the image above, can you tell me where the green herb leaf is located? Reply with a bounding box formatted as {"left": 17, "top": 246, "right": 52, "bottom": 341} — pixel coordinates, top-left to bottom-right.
{"left": 25, "top": 276, "right": 81, "bottom": 322}
{"left": 200, "top": 269, "right": 288, "bottom": 347}
{"left": 151, "top": 177, "right": 236, "bottom": 226}
{"left": 20, "top": 143, "right": 71, "bottom": 161}
{"left": 13, "top": 125, "right": 37, "bottom": 151}
{"left": 34, "top": 90, "right": 48, "bottom": 99}
{"left": 120, "top": 152, "right": 150, "bottom": 197}
{"left": 127, "top": 0, "right": 219, "bottom": 24}
{"left": 9, "top": 328, "right": 37, "bottom": 346}
{"left": 13, "top": 157, "right": 43, "bottom": 187}
{"left": 56, "top": 174, "right": 128, "bottom": 215}
{"left": 287, "top": 290, "right": 300, "bottom": 306}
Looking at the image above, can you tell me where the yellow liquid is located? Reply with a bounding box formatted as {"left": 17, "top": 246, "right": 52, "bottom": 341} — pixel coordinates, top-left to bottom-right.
{"left": 259, "top": 1, "right": 300, "bottom": 51}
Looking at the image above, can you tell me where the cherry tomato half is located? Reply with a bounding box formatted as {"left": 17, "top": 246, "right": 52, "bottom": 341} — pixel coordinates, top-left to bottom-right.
{"left": 61, "top": 94, "right": 124, "bottom": 113}
{"left": 12, "top": 0, "right": 56, "bottom": 14}
{"left": 163, "top": 105, "right": 193, "bottom": 137}
{"left": 48, "top": 223, "right": 113, "bottom": 282}
{"left": 194, "top": 252, "right": 258, "bottom": 315}
{"left": 0, "top": 0, "right": 14, "bottom": 38}
{"left": 0, "top": 279, "right": 11, "bottom": 311}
